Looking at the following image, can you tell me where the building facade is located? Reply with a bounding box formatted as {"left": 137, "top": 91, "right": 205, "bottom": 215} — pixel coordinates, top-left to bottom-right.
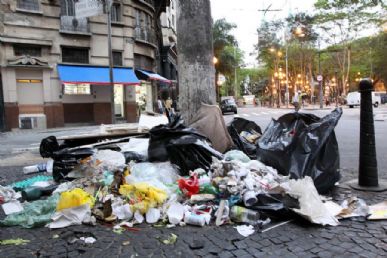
{"left": 0, "top": 0, "right": 169, "bottom": 131}
{"left": 158, "top": 0, "right": 177, "bottom": 99}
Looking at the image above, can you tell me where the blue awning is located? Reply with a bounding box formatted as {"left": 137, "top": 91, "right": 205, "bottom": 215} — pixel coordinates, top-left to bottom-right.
{"left": 135, "top": 69, "right": 171, "bottom": 84}
{"left": 57, "top": 65, "right": 140, "bottom": 85}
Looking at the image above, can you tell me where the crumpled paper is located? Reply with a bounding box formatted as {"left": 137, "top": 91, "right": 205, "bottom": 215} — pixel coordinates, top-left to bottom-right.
{"left": 234, "top": 225, "right": 255, "bottom": 237}
{"left": 283, "top": 177, "right": 339, "bottom": 226}
{"left": 48, "top": 204, "right": 93, "bottom": 229}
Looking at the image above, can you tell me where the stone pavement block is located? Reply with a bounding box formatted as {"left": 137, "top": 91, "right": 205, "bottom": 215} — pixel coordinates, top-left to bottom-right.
{"left": 231, "top": 249, "right": 250, "bottom": 257}
{"left": 218, "top": 250, "right": 235, "bottom": 258}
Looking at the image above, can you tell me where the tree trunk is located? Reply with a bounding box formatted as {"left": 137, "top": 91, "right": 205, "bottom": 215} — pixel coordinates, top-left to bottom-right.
{"left": 176, "top": 0, "right": 216, "bottom": 124}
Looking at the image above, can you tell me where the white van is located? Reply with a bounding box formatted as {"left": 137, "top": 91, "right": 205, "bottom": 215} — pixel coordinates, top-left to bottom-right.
{"left": 346, "top": 92, "right": 381, "bottom": 108}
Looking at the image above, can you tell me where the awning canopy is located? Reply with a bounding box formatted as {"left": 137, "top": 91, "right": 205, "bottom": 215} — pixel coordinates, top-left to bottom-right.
{"left": 135, "top": 69, "right": 171, "bottom": 84}
{"left": 57, "top": 65, "right": 140, "bottom": 85}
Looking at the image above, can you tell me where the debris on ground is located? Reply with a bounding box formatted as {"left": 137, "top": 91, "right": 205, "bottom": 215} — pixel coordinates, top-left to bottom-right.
{"left": 0, "top": 238, "right": 30, "bottom": 246}
{"left": 2, "top": 108, "right": 382, "bottom": 237}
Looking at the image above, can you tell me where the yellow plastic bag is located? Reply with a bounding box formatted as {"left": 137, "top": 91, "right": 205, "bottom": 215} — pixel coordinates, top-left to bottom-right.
{"left": 119, "top": 183, "right": 167, "bottom": 214}
{"left": 56, "top": 188, "right": 95, "bottom": 211}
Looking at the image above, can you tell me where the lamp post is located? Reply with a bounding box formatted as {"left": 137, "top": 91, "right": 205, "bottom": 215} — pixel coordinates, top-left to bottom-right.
{"left": 103, "top": 0, "right": 115, "bottom": 124}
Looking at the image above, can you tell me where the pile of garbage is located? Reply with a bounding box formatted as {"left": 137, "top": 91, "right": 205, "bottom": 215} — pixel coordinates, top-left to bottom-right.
{"left": 1, "top": 107, "right": 385, "bottom": 236}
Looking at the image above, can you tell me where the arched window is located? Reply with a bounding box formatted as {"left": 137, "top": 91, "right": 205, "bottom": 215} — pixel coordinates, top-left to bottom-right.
{"left": 60, "top": 0, "right": 75, "bottom": 16}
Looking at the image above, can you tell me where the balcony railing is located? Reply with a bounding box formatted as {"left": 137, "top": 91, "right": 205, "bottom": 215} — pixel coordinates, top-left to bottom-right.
{"left": 140, "top": 0, "right": 154, "bottom": 6}
{"left": 60, "top": 16, "right": 90, "bottom": 34}
{"left": 17, "top": 0, "right": 40, "bottom": 11}
{"left": 134, "top": 26, "right": 156, "bottom": 45}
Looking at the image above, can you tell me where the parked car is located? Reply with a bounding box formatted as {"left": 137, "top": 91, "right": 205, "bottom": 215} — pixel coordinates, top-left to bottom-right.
{"left": 220, "top": 99, "right": 238, "bottom": 114}
{"left": 346, "top": 91, "right": 381, "bottom": 108}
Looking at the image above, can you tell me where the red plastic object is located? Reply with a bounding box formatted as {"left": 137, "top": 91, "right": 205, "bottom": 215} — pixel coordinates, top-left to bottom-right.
{"left": 178, "top": 174, "right": 199, "bottom": 197}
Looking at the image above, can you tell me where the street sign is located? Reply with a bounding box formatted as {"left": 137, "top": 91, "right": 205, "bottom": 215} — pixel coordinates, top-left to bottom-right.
{"left": 317, "top": 75, "right": 323, "bottom": 82}
{"left": 75, "top": 0, "right": 104, "bottom": 19}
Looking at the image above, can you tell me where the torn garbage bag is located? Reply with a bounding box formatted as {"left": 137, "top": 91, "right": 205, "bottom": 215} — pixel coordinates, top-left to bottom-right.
{"left": 256, "top": 108, "right": 342, "bottom": 194}
{"left": 148, "top": 117, "right": 223, "bottom": 175}
{"left": 228, "top": 118, "right": 262, "bottom": 159}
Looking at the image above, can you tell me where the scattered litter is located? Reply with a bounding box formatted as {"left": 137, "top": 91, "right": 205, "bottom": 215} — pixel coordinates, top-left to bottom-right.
{"left": 52, "top": 234, "right": 60, "bottom": 239}
{"left": 0, "top": 186, "right": 21, "bottom": 204}
{"left": 260, "top": 220, "right": 293, "bottom": 233}
{"left": 9, "top": 176, "right": 54, "bottom": 191}
{"left": 284, "top": 177, "right": 339, "bottom": 226}
{"left": 57, "top": 188, "right": 95, "bottom": 211}
{"left": 0, "top": 238, "right": 30, "bottom": 246}
{"left": 368, "top": 201, "right": 387, "bottom": 220}
{"left": 49, "top": 204, "right": 93, "bottom": 229}
{"left": 167, "top": 202, "right": 185, "bottom": 225}
{"left": 159, "top": 233, "right": 178, "bottom": 245}
{"left": 234, "top": 225, "right": 255, "bottom": 237}
{"left": 122, "top": 240, "right": 131, "bottom": 246}
{"left": 80, "top": 237, "right": 96, "bottom": 244}
{"left": 0, "top": 194, "right": 59, "bottom": 228}
{"left": 337, "top": 197, "right": 369, "bottom": 219}
{"left": 2, "top": 201, "right": 24, "bottom": 215}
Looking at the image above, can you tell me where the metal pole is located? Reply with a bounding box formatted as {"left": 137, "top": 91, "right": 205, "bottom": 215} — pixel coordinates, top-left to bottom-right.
{"left": 285, "top": 40, "right": 289, "bottom": 108}
{"left": 106, "top": 0, "right": 115, "bottom": 124}
{"left": 350, "top": 79, "right": 387, "bottom": 191}
{"left": 234, "top": 46, "right": 237, "bottom": 100}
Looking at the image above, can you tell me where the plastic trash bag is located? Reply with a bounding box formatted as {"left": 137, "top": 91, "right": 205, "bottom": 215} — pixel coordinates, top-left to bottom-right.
{"left": 0, "top": 194, "right": 59, "bottom": 228}
{"left": 56, "top": 188, "right": 95, "bottom": 211}
{"left": 119, "top": 183, "right": 167, "bottom": 214}
{"left": 224, "top": 150, "right": 251, "bottom": 163}
{"left": 148, "top": 117, "right": 223, "bottom": 175}
{"left": 126, "top": 162, "right": 179, "bottom": 193}
{"left": 256, "top": 108, "right": 342, "bottom": 194}
{"left": 228, "top": 118, "right": 262, "bottom": 159}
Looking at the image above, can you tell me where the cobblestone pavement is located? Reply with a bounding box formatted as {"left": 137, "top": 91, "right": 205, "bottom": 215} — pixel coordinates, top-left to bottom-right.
{"left": 1, "top": 164, "right": 387, "bottom": 257}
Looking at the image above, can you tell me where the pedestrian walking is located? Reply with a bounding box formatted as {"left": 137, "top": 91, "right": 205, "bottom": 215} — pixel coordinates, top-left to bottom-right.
{"left": 157, "top": 97, "right": 164, "bottom": 114}
{"left": 293, "top": 91, "right": 300, "bottom": 112}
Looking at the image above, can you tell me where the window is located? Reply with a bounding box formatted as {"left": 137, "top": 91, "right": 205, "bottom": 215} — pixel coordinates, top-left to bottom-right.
{"left": 113, "top": 51, "right": 123, "bottom": 66}
{"left": 62, "top": 47, "right": 89, "bottom": 64}
{"left": 14, "top": 45, "right": 42, "bottom": 57}
{"left": 111, "top": 3, "right": 121, "bottom": 22}
{"left": 135, "top": 9, "right": 141, "bottom": 27}
{"left": 134, "top": 54, "right": 154, "bottom": 71}
{"left": 64, "top": 84, "right": 91, "bottom": 95}
{"left": 60, "top": 0, "right": 75, "bottom": 16}
{"left": 17, "top": 0, "right": 40, "bottom": 11}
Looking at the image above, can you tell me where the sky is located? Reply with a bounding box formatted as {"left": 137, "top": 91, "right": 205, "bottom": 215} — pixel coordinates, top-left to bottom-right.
{"left": 210, "top": 0, "right": 316, "bottom": 67}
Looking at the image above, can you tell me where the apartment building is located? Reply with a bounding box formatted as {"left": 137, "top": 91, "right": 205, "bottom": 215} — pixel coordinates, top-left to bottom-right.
{"left": 0, "top": 0, "right": 170, "bottom": 131}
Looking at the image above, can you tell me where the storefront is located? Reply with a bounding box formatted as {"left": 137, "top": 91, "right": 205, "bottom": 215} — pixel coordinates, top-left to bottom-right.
{"left": 57, "top": 64, "right": 140, "bottom": 124}
{"left": 134, "top": 69, "right": 171, "bottom": 113}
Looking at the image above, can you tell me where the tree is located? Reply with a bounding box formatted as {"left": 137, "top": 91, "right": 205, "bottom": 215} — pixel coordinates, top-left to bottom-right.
{"left": 176, "top": 0, "right": 215, "bottom": 124}
{"left": 313, "top": 0, "right": 386, "bottom": 96}
{"left": 212, "top": 19, "right": 242, "bottom": 100}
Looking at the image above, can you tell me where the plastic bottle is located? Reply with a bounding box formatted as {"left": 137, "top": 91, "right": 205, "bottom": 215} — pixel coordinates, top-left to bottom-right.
{"left": 184, "top": 212, "right": 206, "bottom": 227}
{"left": 23, "top": 159, "right": 53, "bottom": 174}
{"left": 230, "top": 206, "right": 260, "bottom": 225}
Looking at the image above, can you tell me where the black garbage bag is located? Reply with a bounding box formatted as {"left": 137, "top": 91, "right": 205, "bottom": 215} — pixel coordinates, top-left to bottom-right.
{"left": 148, "top": 116, "right": 223, "bottom": 175}
{"left": 123, "top": 151, "right": 147, "bottom": 163}
{"left": 40, "top": 136, "right": 60, "bottom": 158}
{"left": 227, "top": 118, "right": 262, "bottom": 159}
{"left": 167, "top": 135, "right": 223, "bottom": 175}
{"left": 256, "top": 108, "right": 342, "bottom": 194}
{"left": 249, "top": 194, "right": 300, "bottom": 220}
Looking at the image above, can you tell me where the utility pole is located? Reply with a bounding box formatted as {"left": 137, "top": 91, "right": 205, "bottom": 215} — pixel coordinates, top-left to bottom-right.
{"left": 234, "top": 45, "right": 238, "bottom": 100}
{"left": 105, "top": 0, "right": 115, "bottom": 124}
{"left": 318, "top": 51, "right": 323, "bottom": 109}
{"left": 284, "top": 31, "right": 289, "bottom": 108}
